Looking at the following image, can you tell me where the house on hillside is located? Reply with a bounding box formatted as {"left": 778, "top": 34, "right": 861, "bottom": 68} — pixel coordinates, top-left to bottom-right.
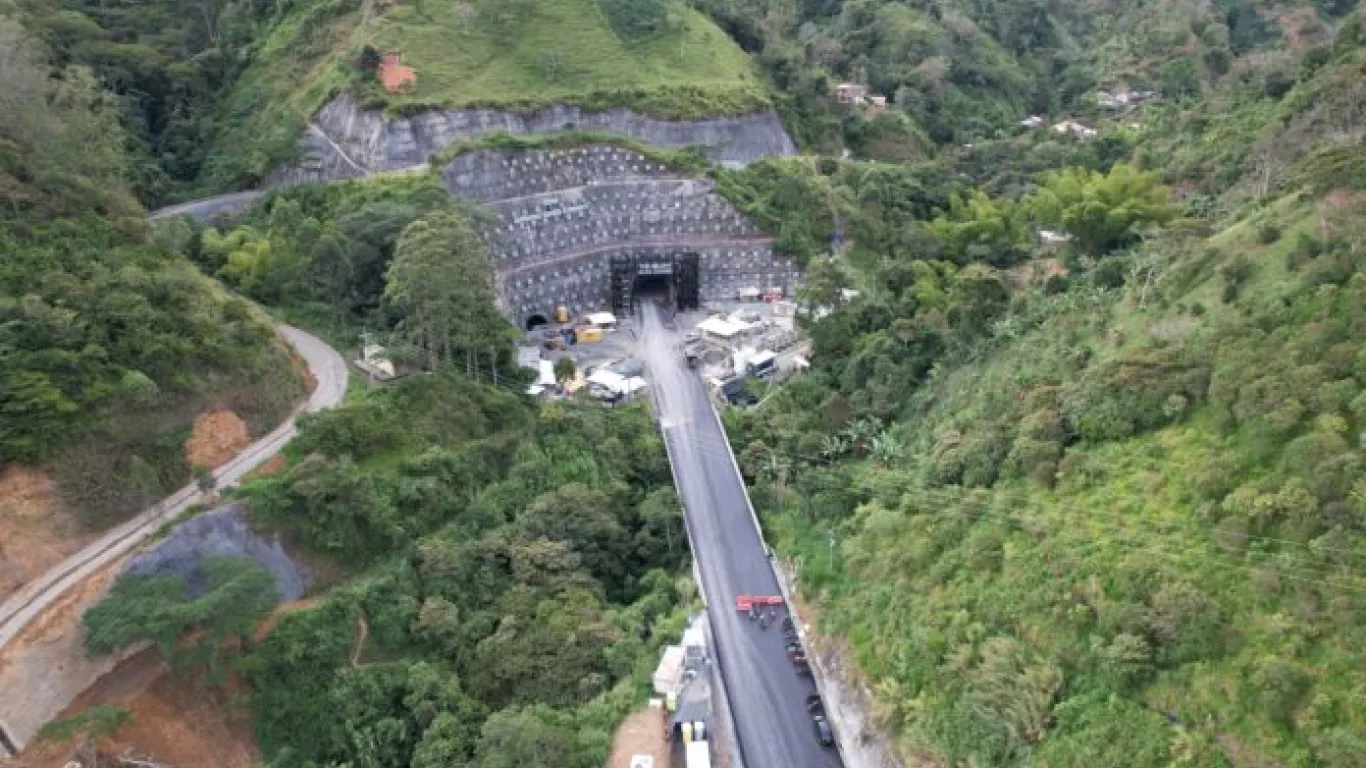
{"left": 835, "top": 83, "right": 868, "bottom": 104}
{"left": 1052, "top": 120, "right": 1097, "bottom": 139}
{"left": 834, "top": 83, "right": 889, "bottom": 116}
{"left": 379, "top": 51, "right": 418, "bottom": 93}
{"left": 1019, "top": 115, "right": 1046, "bottom": 129}
{"left": 354, "top": 343, "right": 398, "bottom": 381}
{"left": 1097, "top": 90, "right": 1159, "bottom": 110}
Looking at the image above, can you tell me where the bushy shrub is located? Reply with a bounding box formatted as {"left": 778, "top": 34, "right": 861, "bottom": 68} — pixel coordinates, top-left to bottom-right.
{"left": 597, "top": 0, "right": 673, "bottom": 40}
{"left": 1220, "top": 254, "right": 1255, "bottom": 303}
{"left": 1060, "top": 352, "right": 1207, "bottom": 443}
{"left": 1092, "top": 257, "right": 1127, "bottom": 289}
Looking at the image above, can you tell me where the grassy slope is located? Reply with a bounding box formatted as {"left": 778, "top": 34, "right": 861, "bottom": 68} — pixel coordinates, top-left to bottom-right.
{"left": 369, "top": 0, "right": 766, "bottom": 113}
{"left": 197, "top": 0, "right": 765, "bottom": 192}
{"left": 753, "top": 188, "right": 1366, "bottom": 764}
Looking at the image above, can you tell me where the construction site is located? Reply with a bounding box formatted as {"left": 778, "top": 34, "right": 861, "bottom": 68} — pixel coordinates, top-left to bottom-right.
{"left": 517, "top": 296, "right": 809, "bottom": 410}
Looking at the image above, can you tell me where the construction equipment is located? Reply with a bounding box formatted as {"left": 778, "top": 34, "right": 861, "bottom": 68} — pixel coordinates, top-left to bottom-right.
{"left": 734, "top": 595, "right": 783, "bottom": 612}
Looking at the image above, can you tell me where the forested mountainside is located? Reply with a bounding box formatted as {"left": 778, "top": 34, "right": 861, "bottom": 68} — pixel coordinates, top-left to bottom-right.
{"left": 6, "top": 0, "right": 764, "bottom": 202}
{"left": 0, "top": 16, "right": 301, "bottom": 525}
{"left": 701, "top": 0, "right": 1362, "bottom": 158}
{"left": 84, "top": 374, "right": 692, "bottom": 768}
{"left": 711, "top": 2, "right": 1366, "bottom": 765}
{"left": 81, "top": 192, "right": 694, "bottom": 767}
{"left": 12, "top": 0, "right": 1366, "bottom": 763}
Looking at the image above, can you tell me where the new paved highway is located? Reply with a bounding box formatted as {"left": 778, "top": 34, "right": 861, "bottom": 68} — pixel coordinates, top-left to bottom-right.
{"left": 641, "top": 303, "right": 844, "bottom": 768}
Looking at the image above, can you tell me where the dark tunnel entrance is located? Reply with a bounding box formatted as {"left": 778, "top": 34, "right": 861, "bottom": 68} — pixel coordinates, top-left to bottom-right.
{"left": 525, "top": 313, "right": 550, "bottom": 331}
{"left": 633, "top": 271, "right": 673, "bottom": 301}
{"left": 610, "top": 252, "right": 700, "bottom": 317}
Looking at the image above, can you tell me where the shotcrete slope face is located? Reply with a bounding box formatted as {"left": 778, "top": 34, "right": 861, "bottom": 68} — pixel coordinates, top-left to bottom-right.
{"left": 267, "top": 92, "right": 796, "bottom": 186}
{"left": 441, "top": 145, "right": 800, "bottom": 326}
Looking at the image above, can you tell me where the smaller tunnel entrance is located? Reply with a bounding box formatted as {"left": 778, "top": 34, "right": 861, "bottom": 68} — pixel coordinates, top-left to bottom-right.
{"left": 525, "top": 313, "right": 550, "bottom": 331}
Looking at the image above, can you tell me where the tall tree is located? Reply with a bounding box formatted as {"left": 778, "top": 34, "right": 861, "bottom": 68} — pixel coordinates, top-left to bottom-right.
{"left": 383, "top": 211, "right": 498, "bottom": 372}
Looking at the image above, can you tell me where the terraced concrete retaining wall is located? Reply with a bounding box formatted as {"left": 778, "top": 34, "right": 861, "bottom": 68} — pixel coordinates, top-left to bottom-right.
{"left": 442, "top": 145, "right": 800, "bottom": 325}
{"left": 267, "top": 92, "right": 796, "bottom": 186}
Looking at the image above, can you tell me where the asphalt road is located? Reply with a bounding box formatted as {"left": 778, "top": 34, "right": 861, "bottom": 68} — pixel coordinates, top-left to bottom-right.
{"left": 640, "top": 302, "right": 844, "bottom": 768}
{"left": 0, "top": 323, "right": 348, "bottom": 654}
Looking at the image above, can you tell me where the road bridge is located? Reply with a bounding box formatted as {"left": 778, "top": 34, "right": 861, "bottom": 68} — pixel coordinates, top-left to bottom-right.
{"left": 641, "top": 302, "right": 844, "bottom": 768}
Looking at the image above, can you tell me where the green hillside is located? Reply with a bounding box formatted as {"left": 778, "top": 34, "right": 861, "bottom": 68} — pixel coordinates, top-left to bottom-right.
{"left": 0, "top": 16, "right": 303, "bottom": 523}
{"left": 11, "top": 0, "right": 765, "bottom": 199}
{"left": 696, "top": 0, "right": 1360, "bottom": 159}
{"left": 195, "top": 0, "right": 767, "bottom": 189}
{"left": 720, "top": 11, "right": 1366, "bottom": 764}
{"left": 364, "top": 0, "right": 765, "bottom": 113}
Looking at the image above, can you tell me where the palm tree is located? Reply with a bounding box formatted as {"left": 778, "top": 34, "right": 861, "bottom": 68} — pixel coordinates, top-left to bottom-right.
{"left": 869, "top": 431, "right": 905, "bottom": 467}
{"left": 820, "top": 434, "right": 849, "bottom": 461}
{"left": 842, "top": 417, "right": 881, "bottom": 455}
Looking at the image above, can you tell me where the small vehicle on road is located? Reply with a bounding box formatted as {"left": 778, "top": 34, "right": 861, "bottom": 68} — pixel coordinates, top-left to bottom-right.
{"left": 811, "top": 712, "right": 835, "bottom": 746}
{"left": 805, "top": 695, "right": 823, "bottom": 713}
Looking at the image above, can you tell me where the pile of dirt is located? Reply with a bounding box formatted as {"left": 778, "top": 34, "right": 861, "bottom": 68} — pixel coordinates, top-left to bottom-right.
{"left": 183, "top": 410, "right": 251, "bottom": 470}
{"left": 14, "top": 648, "right": 259, "bottom": 768}
{"left": 605, "top": 707, "right": 668, "bottom": 768}
{"left": 0, "top": 466, "right": 90, "bottom": 601}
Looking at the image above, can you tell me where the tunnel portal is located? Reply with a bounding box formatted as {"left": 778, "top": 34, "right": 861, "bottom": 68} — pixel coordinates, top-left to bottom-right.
{"left": 439, "top": 144, "right": 800, "bottom": 328}
{"left": 610, "top": 252, "right": 700, "bottom": 315}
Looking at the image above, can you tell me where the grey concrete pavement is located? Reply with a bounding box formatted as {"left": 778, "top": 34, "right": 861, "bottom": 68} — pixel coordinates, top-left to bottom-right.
{"left": 148, "top": 190, "right": 265, "bottom": 222}
{"left": 640, "top": 302, "right": 843, "bottom": 768}
{"left": 0, "top": 322, "right": 346, "bottom": 661}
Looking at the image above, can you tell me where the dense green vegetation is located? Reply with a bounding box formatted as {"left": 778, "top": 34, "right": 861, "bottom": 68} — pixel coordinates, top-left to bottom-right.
{"left": 716, "top": 7, "right": 1366, "bottom": 763}
{"left": 9, "top": 0, "right": 766, "bottom": 200}
{"left": 696, "top": 0, "right": 1361, "bottom": 169}
{"left": 195, "top": 0, "right": 766, "bottom": 192}
{"left": 38, "top": 0, "right": 1366, "bottom": 766}
{"left": 84, "top": 147, "right": 692, "bottom": 767}
{"left": 1, "top": 15, "right": 301, "bottom": 522}
{"left": 86, "top": 374, "right": 693, "bottom": 768}
{"left": 84, "top": 557, "right": 278, "bottom": 677}
{"left": 191, "top": 174, "right": 523, "bottom": 377}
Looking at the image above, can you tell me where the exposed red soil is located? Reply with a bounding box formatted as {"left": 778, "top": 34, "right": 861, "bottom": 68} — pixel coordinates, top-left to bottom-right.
{"left": 606, "top": 707, "right": 669, "bottom": 768}
{"left": 12, "top": 647, "right": 259, "bottom": 768}
{"left": 0, "top": 465, "right": 90, "bottom": 602}
{"left": 183, "top": 410, "right": 251, "bottom": 470}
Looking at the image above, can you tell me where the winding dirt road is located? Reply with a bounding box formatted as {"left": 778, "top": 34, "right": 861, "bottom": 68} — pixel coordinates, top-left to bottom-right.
{"left": 0, "top": 323, "right": 347, "bottom": 754}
